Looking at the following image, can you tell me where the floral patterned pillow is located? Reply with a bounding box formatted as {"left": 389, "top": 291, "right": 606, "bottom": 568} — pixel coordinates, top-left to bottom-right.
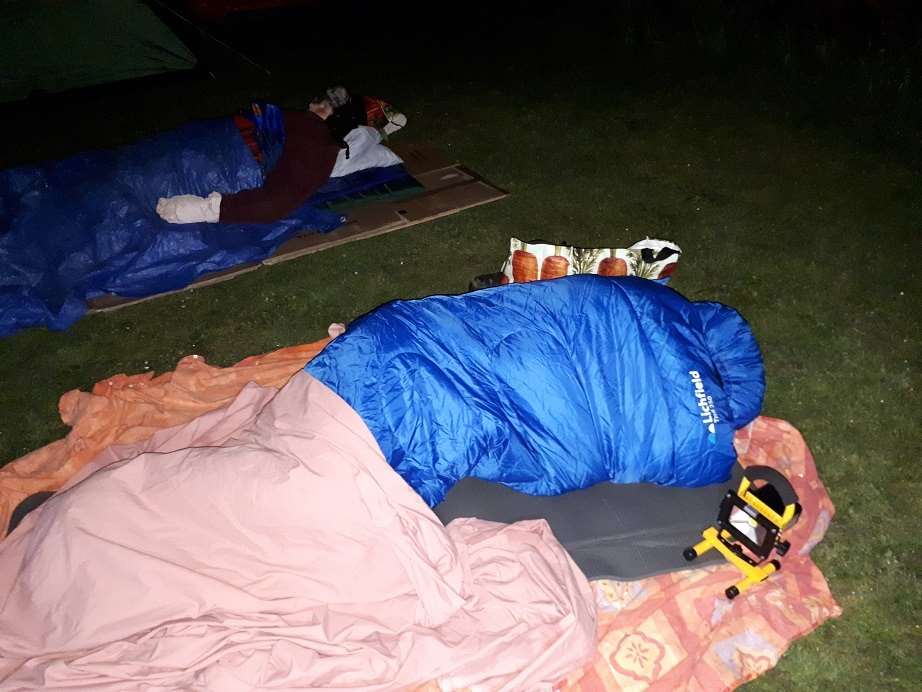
{"left": 501, "top": 238, "right": 681, "bottom": 284}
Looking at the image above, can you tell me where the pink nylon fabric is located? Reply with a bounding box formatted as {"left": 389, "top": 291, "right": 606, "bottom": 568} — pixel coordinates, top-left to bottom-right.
{"left": 0, "top": 373, "right": 596, "bottom": 690}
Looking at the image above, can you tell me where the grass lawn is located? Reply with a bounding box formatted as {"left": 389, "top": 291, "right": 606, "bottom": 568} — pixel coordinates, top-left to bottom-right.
{"left": 0, "top": 6, "right": 919, "bottom": 689}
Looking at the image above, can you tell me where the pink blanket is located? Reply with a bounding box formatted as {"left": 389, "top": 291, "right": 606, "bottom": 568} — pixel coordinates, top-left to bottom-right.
{"left": 0, "top": 338, "right": 333, "bottom": 533}
{"left": 0, "top": 373, "right": 596, "bottom": 690}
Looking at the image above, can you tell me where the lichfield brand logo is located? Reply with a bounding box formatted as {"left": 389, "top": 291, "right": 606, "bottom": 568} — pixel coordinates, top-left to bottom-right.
{"left": 689, "top": 370, "right": 719, "bottom": 443}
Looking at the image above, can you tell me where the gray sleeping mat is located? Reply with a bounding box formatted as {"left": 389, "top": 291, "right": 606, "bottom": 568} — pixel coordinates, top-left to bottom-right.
{"left": 434, "top": 463, "right": 743, "bottom": 581}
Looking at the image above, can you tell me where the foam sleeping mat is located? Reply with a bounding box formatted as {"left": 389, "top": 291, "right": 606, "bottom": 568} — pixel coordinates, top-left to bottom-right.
{"left": 434, "top": 463, "right": 744, "bottom": 580}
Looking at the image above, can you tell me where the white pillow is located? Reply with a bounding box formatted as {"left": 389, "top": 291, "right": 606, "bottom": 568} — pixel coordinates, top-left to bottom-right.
{"left": 331, "top": 126, "right": 403, "bottom": 178}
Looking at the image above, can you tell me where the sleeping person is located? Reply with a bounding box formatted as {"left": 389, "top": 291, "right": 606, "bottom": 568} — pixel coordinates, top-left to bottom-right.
{"left": 156, "top": 96, "right": 341, "bottom": 225}
{"left": 156, "top": 86, "right": 402, "bottom": 225}
{"left": 307, "top": 275, "right": 767, "bottom": 506}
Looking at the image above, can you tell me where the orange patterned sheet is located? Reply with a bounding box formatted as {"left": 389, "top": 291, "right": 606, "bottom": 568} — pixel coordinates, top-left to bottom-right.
{"left": 555, "top": 417, "right": 841, "bottom": 691}
{"left": 0, "top": 341, "right": 840, "bottom": 691}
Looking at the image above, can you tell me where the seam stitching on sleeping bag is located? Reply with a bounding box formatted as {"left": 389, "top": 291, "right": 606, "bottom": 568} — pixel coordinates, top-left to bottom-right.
{"left": 486, "top": 322, "right": 575, "bottom": 482}
{"left": 699, "top": 302, "right": 761, "bottom": 428}
{"left": 612, "top": 278, "right": 678, "bottom": 484}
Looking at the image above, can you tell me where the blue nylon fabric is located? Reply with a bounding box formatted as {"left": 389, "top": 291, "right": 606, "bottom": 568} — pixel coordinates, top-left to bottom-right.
{"left": 0, "top": 115, "right": 349, "bottom": 338}
{"left": 309, "top": 164, "right": 416, "bottom": 206}
{"left": 247, "top": 102, "right": 286, "bottom": 173}
{"left": 307, "top": 275, "right": 765, "bottom": 506}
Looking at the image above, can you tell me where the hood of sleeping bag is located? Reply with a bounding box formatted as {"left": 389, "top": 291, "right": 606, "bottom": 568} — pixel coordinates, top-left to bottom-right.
{"left": 307, "top": 275, "right": 765, "bottom": 506}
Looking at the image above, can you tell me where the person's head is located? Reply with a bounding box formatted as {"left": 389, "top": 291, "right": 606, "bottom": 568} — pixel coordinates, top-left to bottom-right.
{"left": 324, "top": 86, "right": 351, "bottom": 109}
{"left": 308, "top": 97, "right": 333, "bottom": 120}
{"left": 309, "top": 87, "right": 351, "bottom": 121}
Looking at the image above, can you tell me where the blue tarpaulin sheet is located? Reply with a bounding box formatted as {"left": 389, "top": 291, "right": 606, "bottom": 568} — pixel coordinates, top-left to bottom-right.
{"left": 0, "top": 114, "right": 410, "bottom": 338}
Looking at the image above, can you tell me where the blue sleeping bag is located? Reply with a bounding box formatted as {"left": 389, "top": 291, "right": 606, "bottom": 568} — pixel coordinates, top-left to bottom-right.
{"left": 307, "top": 275, "right": 765, "bottom": 506}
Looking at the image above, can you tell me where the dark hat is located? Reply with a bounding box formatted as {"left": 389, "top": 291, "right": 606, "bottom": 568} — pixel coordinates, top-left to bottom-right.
{"left": 325, "top": 86, "right": 351, "bottom": 109}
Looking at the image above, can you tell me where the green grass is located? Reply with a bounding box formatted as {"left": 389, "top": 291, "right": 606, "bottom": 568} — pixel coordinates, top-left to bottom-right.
{"left": 1, "top": 8, "right": 920, "bottom": 689}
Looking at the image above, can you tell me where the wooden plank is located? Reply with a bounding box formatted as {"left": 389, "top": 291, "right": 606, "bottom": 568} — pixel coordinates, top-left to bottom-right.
{"left": 264, "top": 175, "right": 508, "bottom": 267}
{"left": 389, "top": 142, "right": 457, "bottom": 176}
{"left": 394, "top": 180, "right": 508, "bottom": 223}
{"left": 263, "top": 206, "right": 407, "bottom": 265}
{"left": 87, "top": 261, "right": 262, "bottom": 313}
{"left": 414, "top": 166, "right": 475, "bottom": 192}
{"left": 264, "top": 165, "right": 506, "bottom": 266}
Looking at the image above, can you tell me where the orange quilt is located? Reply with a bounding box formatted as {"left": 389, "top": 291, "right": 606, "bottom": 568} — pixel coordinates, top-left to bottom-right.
{"left": 0, "top": 338, "right": 840, "bottom": 691}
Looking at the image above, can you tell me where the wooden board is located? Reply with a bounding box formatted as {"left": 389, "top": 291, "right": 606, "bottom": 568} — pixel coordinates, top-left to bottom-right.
{"left": 264, "top": 173, "right": 505, "bottom": 266}
{"left": 87, "top": 145, "right": 508, "bottom": 313}
{"left": 87, "top": 262, "right": 263, "bottom": 311}
{"left": 391, "top": 142, "right": 456, "bottom": 176}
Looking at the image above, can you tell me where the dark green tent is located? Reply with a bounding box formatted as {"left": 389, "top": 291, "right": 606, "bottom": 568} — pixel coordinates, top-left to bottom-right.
{"left": 1, "top": 0, "right": 197, "bottom": 103}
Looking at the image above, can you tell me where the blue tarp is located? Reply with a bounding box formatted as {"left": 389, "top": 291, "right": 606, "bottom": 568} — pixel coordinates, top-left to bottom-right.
{"left": 307, "top": 276, "right": 765, "bottom": 506}
{"left": 309, "top": 163, "right": 419, "bottom": 208}
{"left": 0, "top": 114, "right": 405, "bottom": 338}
